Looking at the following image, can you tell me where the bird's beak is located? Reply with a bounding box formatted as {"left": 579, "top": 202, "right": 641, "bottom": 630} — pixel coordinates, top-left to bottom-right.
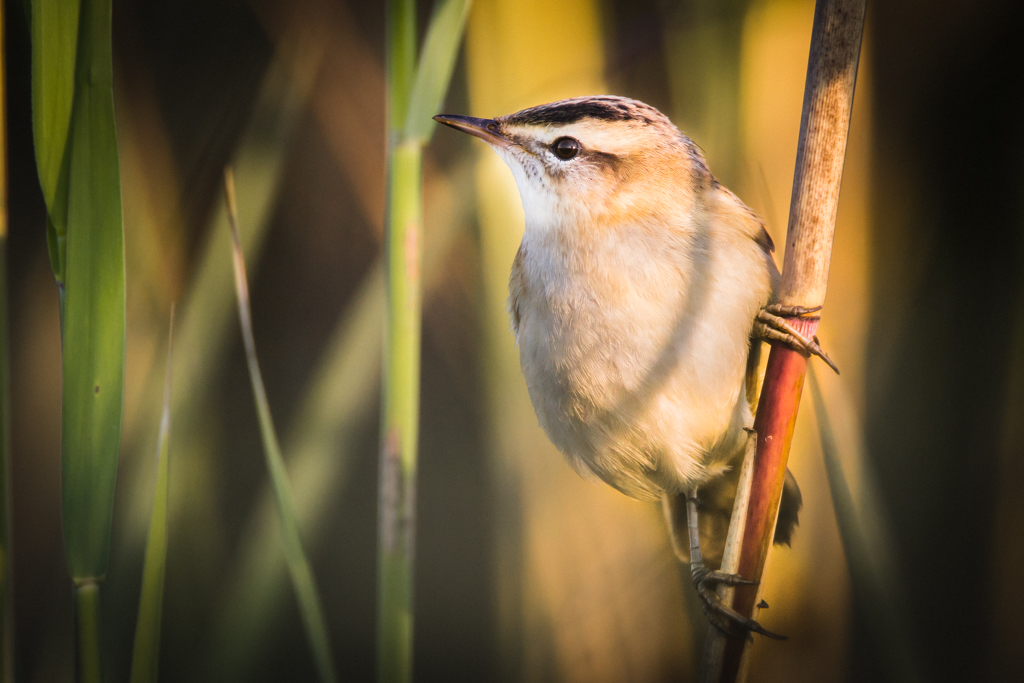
{"left": 433, "top": 114, "right": 509, "bottom": 147}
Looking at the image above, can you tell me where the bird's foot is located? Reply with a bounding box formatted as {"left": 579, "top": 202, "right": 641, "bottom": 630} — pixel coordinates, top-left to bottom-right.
{"left": 691, "top": 563, "right": 786, "bottom": 640}
{"left": 755, "top": 304, "right": 839, "bottom": 374}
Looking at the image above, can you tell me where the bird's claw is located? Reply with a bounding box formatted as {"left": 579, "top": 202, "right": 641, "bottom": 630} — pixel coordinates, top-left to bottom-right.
{"left": 691, "top": 563, "right": 786, "bottom": 641}
{"left": 755, "top": 304, "right": 840, "bottom": 374}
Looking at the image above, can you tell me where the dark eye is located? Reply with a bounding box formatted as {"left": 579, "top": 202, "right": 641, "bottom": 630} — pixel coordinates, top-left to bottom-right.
{"left": 552, "top": 137, "right": 581, "bottom": 160}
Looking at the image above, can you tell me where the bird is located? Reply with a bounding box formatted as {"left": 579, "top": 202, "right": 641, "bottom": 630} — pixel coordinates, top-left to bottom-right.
{"left": 434, "top": 95, "right": 835, "bottom": 638}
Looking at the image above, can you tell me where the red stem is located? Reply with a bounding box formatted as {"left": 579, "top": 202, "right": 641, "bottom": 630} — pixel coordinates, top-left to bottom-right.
{"left": 703, "top": 0, "right": 864, "bottom": 676}
{"left": 719, "top": 318, "right": 818, "bottom": 681}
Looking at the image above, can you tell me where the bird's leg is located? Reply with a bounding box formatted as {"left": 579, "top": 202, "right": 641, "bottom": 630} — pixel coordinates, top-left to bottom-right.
{"left": 685, "top": 490, "right": 786, "bottom": 640}
{"left": 754, "top": 304, "right": 840, "bottom": 374}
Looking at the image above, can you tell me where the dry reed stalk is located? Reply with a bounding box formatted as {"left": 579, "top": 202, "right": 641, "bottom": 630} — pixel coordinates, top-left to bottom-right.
{"left": 701, "top": 0, "right": 867, "bottom": 680}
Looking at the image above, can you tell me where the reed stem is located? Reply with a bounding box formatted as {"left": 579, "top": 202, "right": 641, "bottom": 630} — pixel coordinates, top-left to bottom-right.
{"left": 701, "top": 0, "right": 867, "bottom": 680}
{"left": 378, "top": 0, "right": 419, "bottom": 678}
{"left": 377, "top": 135, "right": 423, "bottom": 683}
{"left": 377, "top": 0, "right": 470, "bottom": 677}
{"left": 75, "top": 581, "right": 103, "bottom": 683}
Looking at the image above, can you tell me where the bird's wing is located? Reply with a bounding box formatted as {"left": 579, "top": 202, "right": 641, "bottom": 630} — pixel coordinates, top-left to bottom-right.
{"left": 709, "top": 181, "right": 776, "bottom": 256}
{"left": 508, "top": 243, "right": 526, "bottom": 337}
{"left": 705, "top": 182, "right": 777, "bottom": 405}
{"left": 755, "top": 222, "right": 776, "bottom": 255}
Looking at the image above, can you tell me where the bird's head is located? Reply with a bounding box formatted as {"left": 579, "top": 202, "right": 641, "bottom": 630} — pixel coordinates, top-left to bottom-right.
{"left": 435, "top": 96, "right": 709, "bottom": 232}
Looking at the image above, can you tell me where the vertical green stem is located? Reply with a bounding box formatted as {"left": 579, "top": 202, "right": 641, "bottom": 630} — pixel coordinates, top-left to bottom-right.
{"left": 378, "top": 138, "right": 423, "bottom": 683}
{"left": 378, "top": 0, "right": 474, "bottom": 676}
{"left": 384, "top": 146, "right": 424, "bottom": 482}
{"left": 388, "top": 0, "right": 417, "bottom": 133}
{"left": 75, "top": 582, "right": 102, "bottom": 683}
{"left": 379, "top": 0, "right": 419, "bottom": 679}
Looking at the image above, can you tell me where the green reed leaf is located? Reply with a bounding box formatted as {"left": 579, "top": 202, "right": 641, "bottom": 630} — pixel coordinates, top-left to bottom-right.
{"left": 30, "top": 0, "right": 80, "bottom": 284}
{"left": 59, "top": 0, "right": 125, "bottom": 585}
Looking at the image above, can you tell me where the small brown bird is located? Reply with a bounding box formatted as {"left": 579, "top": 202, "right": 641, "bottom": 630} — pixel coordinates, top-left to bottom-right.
{"left": 435, "top": 96, "right": 834, "bottom": 637}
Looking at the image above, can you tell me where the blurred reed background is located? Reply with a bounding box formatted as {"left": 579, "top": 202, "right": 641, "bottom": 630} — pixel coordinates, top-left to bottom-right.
{"left": 3, "top": 0, "right": 1024, "bottom": 681}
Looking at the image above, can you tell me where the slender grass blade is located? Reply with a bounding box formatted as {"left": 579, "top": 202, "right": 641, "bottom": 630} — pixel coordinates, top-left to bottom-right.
{"left": 212, "top": 157, "right": 472, "bottom": 683}
{"left": 224, "top": 169, "right": 338, "bottom": 683}
{"left": 404, "top": 0, "right": 473, "bottom": 141}
{"left": 210, "top": 265, "right": 383, "bottom": 683}
{"left": 129, "top": 309, "right": 175, "bottom": 683}
{"left": 117, "top": 29, "right": 327, "bottom": 563}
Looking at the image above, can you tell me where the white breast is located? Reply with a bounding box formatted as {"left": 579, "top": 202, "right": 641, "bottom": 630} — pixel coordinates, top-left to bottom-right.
{"left": 511, "top": 210, "right": 773, "bottom": 499}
